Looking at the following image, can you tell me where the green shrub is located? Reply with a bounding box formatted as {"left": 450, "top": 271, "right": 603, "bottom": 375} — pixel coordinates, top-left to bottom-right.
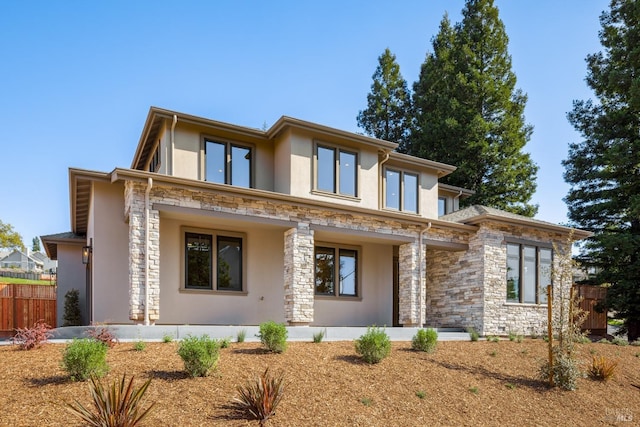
{"left": 411, "top": 328, "right": 438, "bottom": 353}
{"left": 631, "top": 340, "right": 640, "bottom": 347}
{"left": 62, "top": 289, "right": 82, "bottom": 327}
{"left": 234, "top": 368, "right": 285, "bottom": 425}
{"left": 508, "top": 331, "right": 517, "bottom": 341}
{"left": 355, "top": 326, "right": 391, "bottom": 364}
{"left": 488, "top": 335, "right": 500, "bottom": 343}
{"left": 177, "top": 335, "right": 220, "bottom": 377}
{"left": 611, "top": 337, "right": 629, "bottom": 346}
{"left": 162, "top": 334, "right": 173, "bottom": 343}
{"left": 65, "top": 374, "right": 155, "bottom": 426}
{"left": 415, "top": 390, "right": 426, "bottom": 399}
{"left": 219, "top": 337, "right": 231, "bottom": 349}
{"left": 312, "top": 330, "right": 324, "bottom": 343}
{"left": 257, "top": 321, "right": 288, "bottom": 353}
{"left": 538, "top": 347, "right": 581, "bottom": 391}
{"left": 467, "top": 327, "right": 479, "bottom": 342}
{"left": 236, "top": 329, "right": 247, "bottom": 343}
{"left": 62, "top": 338, "right": 109, "bottom": 381}
{"left": 133, "top": 341, "right": 146, "bottom": 352}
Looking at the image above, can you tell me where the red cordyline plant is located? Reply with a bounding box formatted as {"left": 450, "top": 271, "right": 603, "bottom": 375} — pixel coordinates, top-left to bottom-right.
{"left": 234, "top": 368, "right": 286, "bottom": 426}
{"left": 12, "top": 320, "right": 52, "bottom": 350}
{"left": 65, "top": 374, "right": 155, "bottom": 427}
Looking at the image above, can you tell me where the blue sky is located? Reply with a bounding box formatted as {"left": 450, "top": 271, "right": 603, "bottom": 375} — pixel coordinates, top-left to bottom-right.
{"left": 1, "top": 1, "right": 608, "bottom": 248}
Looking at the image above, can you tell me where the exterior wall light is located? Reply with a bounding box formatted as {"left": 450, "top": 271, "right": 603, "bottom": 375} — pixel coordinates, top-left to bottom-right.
{"left": 82, "top": 245, "right": 92, "bottom": 265}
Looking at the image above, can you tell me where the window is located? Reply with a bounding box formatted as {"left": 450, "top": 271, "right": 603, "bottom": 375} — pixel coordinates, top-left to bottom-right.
{"left": 438, "top": 197, "right": 447, "bottom": 216}
{"left": 184, "top": 230, "right": 244, "bottom": 292}
{"left": 506, "top": 242, "right": 553, "bottom": 304}
{"left": 314, "top": 244, "right": 359, "bottom": 297}
{"left": 205, "top": 139, "right": 252, "bottom": 187}
{"left": 149, "top": 143, "right": 161, "bottom": 173}
{"left": 315, "top": 144, "right": 357, "bottom": 197}
{"left": 385, "top": 168, "right": 419, "bottom": 213}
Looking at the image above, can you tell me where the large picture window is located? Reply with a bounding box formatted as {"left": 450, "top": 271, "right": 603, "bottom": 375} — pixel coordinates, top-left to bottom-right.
{"left": 314, "top": 244, "right": 359, "bottom": 297}
{"left": 385, "top": 168, "right": 419, "bottom": 213}
{"left": 205, "top": 139, "right": 252, "bottom": 188}
{"left": 506, "top": 242, "right": 552, "bottom": 304}
{"left": 315, "top": 144, "right": 358, "bottom": 197}
{"left": 184, "top": 230, "right": 245, "bottom": 292}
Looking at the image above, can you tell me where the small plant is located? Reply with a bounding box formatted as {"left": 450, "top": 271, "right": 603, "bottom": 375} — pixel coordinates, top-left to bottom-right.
{"left": 538, "top": 347, "right": 581, "bottom": 391}
{"left": 12, "top": 320, "right": 52, "bottom": 350}
{"left": 516, "top": 335, "right": 524, "bottom": 343}
{"left": 177, "top": 334, "right": 220, "bottom": 377}
{"left": 487, "top": 335, "right": 499, "bottom": 343}
{"left": 598, "top": 338, "right": 610, "bottom": 344}
{"left": 577, "top": 335, "right": 592, "bottom": 344}
{"left": 588, "top": 356, "right": 617, "bottom": 381}
{"left": 508, "top": 331, "right": 516, "bottom": 341}
{"left": 133, "top": 341, "right": 146, "bottom": 352}
{"left": 234, "top": 368, "right": 285, "bottom": 426}
{"left": 411, "top": 328, "right": 438, "bottom": 353}
{"left": 530, "top": 329, "right": 540, "bottom": 340}
{"left": 469, "top": 386, "right": 479, "bottom": 394}
{"left": 62, "top": 338, "right": 109, "bottom": 381}
{"left": 355, "top": 326, "right": 391, "bottom": 364}
{"left": 360, "top": 397, "right": 373, "bottom": 406}
{"left": 236, "top": 329, "right": 247, "bottom": 343}
{"left": 630, "top": 340, "right": 640, "bottom": 347}
{"left": 467, "top": 327, "right": 479, "bottom": 342}
{"left": 312, "top": 330, "right": 325, "bottom": 343}
{"left": 635, "top": 352, "right": 640, "bottom": 358}
{"left": 257, "top": 321, "right": 288, "bottom": 353}
{"left": 415, "top": 390, "right": 426, "bottom": 399}
{"left": 219, "top": 337, "right": 232, "bottom": 349}
{"left": 162, "top": 334, "right": 173, "bottom": 343}
{"left": 505, "top": 383, "right": 517, "bottom": 389}
{"left": 590, "top": 348, "right": 597, "bottom": 355}
{"left": 521, "top": 349, "right": 529, "bottom": 355}
{"left": 65, "top": 374, "right": 155, "bottom": 427}
{"left": 87, "top": 324, "right": 118, "bottom": 348}
{"left": 62, "top": 289, "right": 82, "bottom": 327}
{"left": 611, "top": 337, "right": 629, "bottom": 346}
{"left": 489, "top": 350, "right": 497, "bottom": 357}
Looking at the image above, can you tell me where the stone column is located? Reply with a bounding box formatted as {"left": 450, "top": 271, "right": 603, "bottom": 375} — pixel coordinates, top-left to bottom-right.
{"left": 125, "top": 182, "right": 160, "bottom": 323}
{"left": 399, "top": 240, "right": 423, "bottom": 326}
{"left": 283, "top": 223, "right": 315, "bottom": 325}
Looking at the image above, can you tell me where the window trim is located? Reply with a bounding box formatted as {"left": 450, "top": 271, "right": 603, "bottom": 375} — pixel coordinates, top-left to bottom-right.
{"left": 201, "top": 136, "right": 254, "bottom": 188}
{"left": 314, "top": 242, "right": 361, "bottom": 300}
{"left": 438, "top": 197, "right": 447, "bottom": 216}
{"left": 383, "top": 166, "right": 420, "bottom": 214}
{"left": 180, "top": 226, "right": 248, "bottom": 295}
{"left": 505, "top": 240, "right": 553, "bottom": 305}
{"left": 313, "top": 141, "right": 359, "bottom": 199}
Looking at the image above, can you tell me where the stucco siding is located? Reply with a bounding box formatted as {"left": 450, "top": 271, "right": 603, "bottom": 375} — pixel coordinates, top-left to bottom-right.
{"left": 56, "top": 244, "right": 88, "bottom": 326}
{"left": 91, "top": 181, "right": 130, "bottom": 323}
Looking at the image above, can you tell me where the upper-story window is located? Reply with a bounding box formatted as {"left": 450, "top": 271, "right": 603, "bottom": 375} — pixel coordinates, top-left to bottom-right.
{"left": 315, "top": 144, "right": 357, "bottom": 197}
{"left": 205, "top": 139, "right": 252, "bottom": 188}
{"left": 149, "top": 143, "right": 161, "bottom": 173}
{"left": 385, "top": 168, "right": 418, "bottom": 213}
{"left": 438, "top": 197, "right": 447, "bottom": 216}
{"left": 506, "top": 242, "right": 552, "bottom": 304}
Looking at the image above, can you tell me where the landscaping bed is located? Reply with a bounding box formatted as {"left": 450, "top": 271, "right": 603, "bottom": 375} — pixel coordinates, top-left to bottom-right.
{"left": 1, "top": 339, "right": 639, "bottom": 426}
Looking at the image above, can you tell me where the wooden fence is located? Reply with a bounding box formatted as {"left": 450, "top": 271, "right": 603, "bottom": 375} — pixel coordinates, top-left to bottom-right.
{"left": 575, "top": 284, "right": 607, "bottom": 336}
{"left": 0, "top": 283, "right": 56, "bottom": 338}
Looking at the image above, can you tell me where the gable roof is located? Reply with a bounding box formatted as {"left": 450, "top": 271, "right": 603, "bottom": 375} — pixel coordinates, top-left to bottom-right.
{"left": 40, "top": 232, "right": 86, "bottom": 260}
{"left": 441, "top": 205, "right": 591, "bottom": 239}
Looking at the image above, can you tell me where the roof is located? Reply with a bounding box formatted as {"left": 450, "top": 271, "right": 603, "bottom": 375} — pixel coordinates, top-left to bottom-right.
{"left": 40, "top": 232, "right": 86, "bottom": 260}
{"left": 438, "top": 183, "right": 475, "bottom": 197}
{"left": 0, "top": 249, "right": 44, "bottom": 266}
{"left": 441, "top": 205, "right": 592, "bottom": 239}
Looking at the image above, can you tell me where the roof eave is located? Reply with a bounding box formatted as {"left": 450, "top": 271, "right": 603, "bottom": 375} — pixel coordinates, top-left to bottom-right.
{"left": 464, "top": 214, "right": 593, "bottom": 239}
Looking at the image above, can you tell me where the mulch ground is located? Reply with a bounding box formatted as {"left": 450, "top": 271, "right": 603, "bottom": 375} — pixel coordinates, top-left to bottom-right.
{"left": 1, "top": 339, "right": 639, "bottom": 426}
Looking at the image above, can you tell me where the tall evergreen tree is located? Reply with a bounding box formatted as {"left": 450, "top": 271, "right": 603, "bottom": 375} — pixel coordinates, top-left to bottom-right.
{"left": 410, "top": 0, "right": 538, "bottom": 217}
{"left": 32, "top": 237, "right": 41, "bottom": 252}
{"left": 563, "top": 0, "right": 640, "bottom": 342}
{"left": 357, "top": 48, "right": 411, "bottom": 145}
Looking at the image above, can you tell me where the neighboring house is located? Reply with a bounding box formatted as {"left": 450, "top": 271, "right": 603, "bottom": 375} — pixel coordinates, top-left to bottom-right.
{"left": 41, "top": 107, "right": 590, "bottom": 334}
{"left": 31, "top": 251, "right": 58, "bottom": 273}
{"left": 0, "top": 249, "right": 44, "bottom": 271}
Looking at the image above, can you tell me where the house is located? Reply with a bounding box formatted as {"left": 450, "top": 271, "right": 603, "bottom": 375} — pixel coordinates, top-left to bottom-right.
{"left": 41, "top": 107, "right": 589, "bottom": 335}
{"left": 0, "top": 249, "right": 44, "bottom": 271}
{"left": 31, "top": 251, "right": 58, "bottom": 273}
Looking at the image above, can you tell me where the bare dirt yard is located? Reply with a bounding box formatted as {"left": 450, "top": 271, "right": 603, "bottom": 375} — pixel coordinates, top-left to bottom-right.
{"left": 1, "top": 338, "right": 639, "bottom": 426}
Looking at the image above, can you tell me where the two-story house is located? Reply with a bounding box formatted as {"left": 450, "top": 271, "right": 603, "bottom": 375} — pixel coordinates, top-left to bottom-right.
{"left": 41, "top": 107, "right": 589, "bottom": 335}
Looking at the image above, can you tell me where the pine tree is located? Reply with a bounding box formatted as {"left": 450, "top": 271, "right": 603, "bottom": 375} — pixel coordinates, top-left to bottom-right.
{"left": 32, "top": 237, "right": 41, "bottom": 252}
{"left": 410, "top": 0, "right": 538, "bottom": 217}
{"left": 357, "top": 48, "right": 411, "bottom": 145}
{"left": 563, "top": 0, "right": 640, "bottom": 342}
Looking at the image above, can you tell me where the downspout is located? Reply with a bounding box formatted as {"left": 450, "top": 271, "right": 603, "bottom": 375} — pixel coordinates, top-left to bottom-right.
{"left": 144, "top": 177, "right": 153, "bottom": 326}
{"left": 378, "top": 150, "right": 391, "bottom": 210}
{"left": 170, "top": 115, "right": 177, "bottom": 175}
{"left": 419, "top": 222, "right": 432, "bottom": 327}
{"left": 453, "top": 190, "right": 463, "bottom": 212}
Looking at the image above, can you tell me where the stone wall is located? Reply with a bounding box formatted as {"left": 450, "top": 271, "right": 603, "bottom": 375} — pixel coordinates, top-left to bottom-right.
{"left": 283, "top": 224, "right": 315, "bottom": 325}
{"left": 398, "top": 241, "right": 423, "bottom": 326}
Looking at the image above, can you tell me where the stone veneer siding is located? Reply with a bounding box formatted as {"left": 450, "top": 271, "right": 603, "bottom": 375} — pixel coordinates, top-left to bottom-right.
{"left": 427, "top": 221, "right": 573, "bottom": 336}
{"left": 283, "top": 224, "right": 315, "bottom": 324}
{"left": 123, "top": 181, "right": 469, "bottom": 325}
